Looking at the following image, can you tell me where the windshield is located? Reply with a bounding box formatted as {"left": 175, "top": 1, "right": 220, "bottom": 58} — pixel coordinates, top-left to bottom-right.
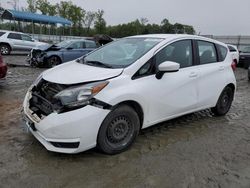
{"left": 82, "top": 38, "right": 163, "bottom": 68}
{"left": 242, "top": 47, "right": 250, "bottom": 53}
{"left": 56, "top": 40, "right": 72, "bottom": 48}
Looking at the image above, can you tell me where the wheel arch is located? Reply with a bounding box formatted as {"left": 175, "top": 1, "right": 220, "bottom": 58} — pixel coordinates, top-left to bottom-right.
{"left": 0, "top": 42, "right": 12, "bottom": 50}
{"left": 226, "top": 83, "right": 236, "bottom": 93}
{"left": 112, "top": 100, "right": 144, "bottom": 129}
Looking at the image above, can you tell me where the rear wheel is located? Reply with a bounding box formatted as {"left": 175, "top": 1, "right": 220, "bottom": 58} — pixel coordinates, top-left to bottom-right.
{"left": 212, "top": 87, "right": 234, "bottom": 116}
{"left": 0, "top": 44, "right": 11, "bottom": 55}
{"left": 47, "top": 56, "right": 61, "bottom": 68}
{"left": 97, "top": 105, "right": 140, "bottom": 154}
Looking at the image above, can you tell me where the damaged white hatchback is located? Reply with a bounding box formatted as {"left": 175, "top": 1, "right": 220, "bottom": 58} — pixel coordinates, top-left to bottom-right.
{"left": 23, "top": 34, "right": 236, "bottom": 154}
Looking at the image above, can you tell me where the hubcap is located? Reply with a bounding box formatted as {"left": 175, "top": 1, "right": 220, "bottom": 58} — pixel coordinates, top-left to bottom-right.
{"left": 219, "top": 90, "right": 232, "bottom": 111}
{"left": 49, "top": 57, "right": 59, "bottom": 67}
{"left": 106, "top": 116, "right": 134, "bottom": 147}
{"left": 1, "top": 47, "right": 8, "bottom": 54}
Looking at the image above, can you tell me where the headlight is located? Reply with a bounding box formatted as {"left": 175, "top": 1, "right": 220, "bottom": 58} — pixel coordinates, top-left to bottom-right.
{"left": 55, "top": 81, "right": 109, "bottom": 108}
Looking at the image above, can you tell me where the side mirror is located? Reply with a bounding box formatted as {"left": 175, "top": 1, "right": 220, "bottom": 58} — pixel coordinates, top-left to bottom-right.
{"left": 156, "top": 61, "right": 180, "bottom": 79}
{"left": 67, "top": 47, "right": 73, "bottom": 50}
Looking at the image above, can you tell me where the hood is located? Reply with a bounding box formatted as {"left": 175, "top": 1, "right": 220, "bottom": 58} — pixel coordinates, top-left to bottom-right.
{"left": 42, "top": 61, "right": 123, "bottom": 85}
{"left": 33, "top": 43, "right": 61, "bottom": 51}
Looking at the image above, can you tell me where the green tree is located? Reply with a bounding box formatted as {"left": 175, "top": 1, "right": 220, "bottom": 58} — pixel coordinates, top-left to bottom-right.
{"left": 84, "top": 11, "right": 96, "bottom": 34}
{"left": 161, "top": 19, "right": 173, "bottom": 33}
{"left": 27, "top": 0, "right": 37, "bottom": 13}
{"left": 94, "top": 9, "right": 106, "bottom": 34}
{"left": 36, "top": 0, "right": 51, "bottom": 15}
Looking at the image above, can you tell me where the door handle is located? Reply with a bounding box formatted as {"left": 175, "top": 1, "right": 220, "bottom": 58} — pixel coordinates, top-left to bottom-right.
{"left": 189, "top": 72, "right": 198, "bottom": 78}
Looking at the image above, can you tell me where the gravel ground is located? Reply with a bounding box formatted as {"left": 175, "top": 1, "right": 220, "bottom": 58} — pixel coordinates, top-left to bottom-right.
{"left": 0, "top": 54, "right": 250, "bottom": 188}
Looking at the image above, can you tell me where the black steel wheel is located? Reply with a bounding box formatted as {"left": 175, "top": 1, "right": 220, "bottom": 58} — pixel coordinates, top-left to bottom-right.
{"left": 0, "top": 44, "right": 11, "bottom": 55}
{"left": 47, "top": 56, "right": 61, "bottom": 68}
{"left": 97, "top": 105, "right": 140, "bottom": 154}
{"left": 212, "top": 87, "right": 234, "bottom": 116}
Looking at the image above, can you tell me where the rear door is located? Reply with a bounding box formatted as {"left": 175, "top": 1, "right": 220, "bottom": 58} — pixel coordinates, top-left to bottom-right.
{"left": 20, "top": 34, "right": 36, "bottom": 50}
{"left": 195, "top": 40, "right": 227, "bottom": 108}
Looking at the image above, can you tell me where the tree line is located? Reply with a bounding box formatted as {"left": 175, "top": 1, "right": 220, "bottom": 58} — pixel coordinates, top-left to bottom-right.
{"left": 0, "top": 0, "right": 195, "bottom": 37}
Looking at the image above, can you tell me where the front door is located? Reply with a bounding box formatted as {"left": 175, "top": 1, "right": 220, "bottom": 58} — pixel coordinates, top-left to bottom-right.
{"left": 134, "top": 39, "right": 199, "bottom": 126}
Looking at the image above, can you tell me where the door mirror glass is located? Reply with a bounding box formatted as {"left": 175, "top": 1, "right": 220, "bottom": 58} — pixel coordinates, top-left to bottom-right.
{"left": 156, "top": 61, "right": 180, "bottom": 79}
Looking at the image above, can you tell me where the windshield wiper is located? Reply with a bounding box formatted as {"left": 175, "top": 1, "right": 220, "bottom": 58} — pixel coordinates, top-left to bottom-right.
{"left": 84, "top": 60, "right": 113, "bottom": 68}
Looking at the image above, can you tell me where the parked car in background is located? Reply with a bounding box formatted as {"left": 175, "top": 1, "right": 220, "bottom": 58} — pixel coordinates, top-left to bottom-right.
{"left": 227, "top": 44, "right": 239, "bottom": 65}
{"left": 27, "top": 39, "right": 99, "bottom": 68}
{"left": 0, "top": 54, "right": 7, "bottom": 79}
{"left": 23, "top": 34, "right": 236, "bottom": 154}
{"left": 239, "top": 46, "right": 250, "bottom": 69}
{"left": 0, "top": 30, "right": 48, "bottom": 55}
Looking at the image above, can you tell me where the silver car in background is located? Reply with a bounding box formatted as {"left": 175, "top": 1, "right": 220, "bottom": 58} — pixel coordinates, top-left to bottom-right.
{"left": 0, "top": 30, "right": 47, "bottom": 55}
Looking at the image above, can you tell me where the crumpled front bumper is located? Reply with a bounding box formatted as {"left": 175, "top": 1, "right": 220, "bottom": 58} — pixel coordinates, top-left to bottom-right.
{"left": 26, "top": 50, "right": 46, "bottom": 67}
{"left": 22, "top": 91, "right": 110, "bottom": 154}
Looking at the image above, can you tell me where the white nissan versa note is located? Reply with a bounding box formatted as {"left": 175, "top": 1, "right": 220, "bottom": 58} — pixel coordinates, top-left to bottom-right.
{"left": 23, "top": 34, "right": 236, "bottom": 154}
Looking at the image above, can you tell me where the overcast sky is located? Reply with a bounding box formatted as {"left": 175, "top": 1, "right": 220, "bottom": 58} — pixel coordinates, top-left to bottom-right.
{"left": 2, "top": 0, "right": 249, "bottom": 35}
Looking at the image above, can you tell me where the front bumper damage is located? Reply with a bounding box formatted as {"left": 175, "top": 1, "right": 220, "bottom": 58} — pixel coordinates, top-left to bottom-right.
{"left": 27, "top": 49, "right": 46, "bottom": 67}
{"left": 22, "top": 85, "right": 111, "bottom": 154}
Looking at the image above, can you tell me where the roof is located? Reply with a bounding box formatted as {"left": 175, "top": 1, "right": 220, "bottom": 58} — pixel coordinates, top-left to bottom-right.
{"left": 1, "top": 9, "right": 72, "bottom": 25}
{"left": 128, "top": 34, "right": 227, "bottom": 47}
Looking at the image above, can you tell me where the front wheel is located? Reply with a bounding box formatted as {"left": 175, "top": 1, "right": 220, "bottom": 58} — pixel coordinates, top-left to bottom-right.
{"left": 97, "top": 105, "right": 140, "bottom": 154}
{"left": 47, "top": 56, "right": 61, "bottom": 68}
{"left": 212, "top": 87, "right": 234, "bottom": 116}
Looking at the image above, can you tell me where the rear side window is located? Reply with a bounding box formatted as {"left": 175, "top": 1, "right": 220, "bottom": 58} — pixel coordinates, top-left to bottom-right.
{"left": 21, "top": 34, "right": 33, "bottom": 41}
{"left": 217, "top": 45, "right": 228, "bottom": 61}
{"left": 197, "top": 41, "right": 217, "bottom": 65}
{"left": 7, "top": 33, "right": 21, "bottom": 40}
{"left": 0, "top": 32, "right": 5, "bottom": 37}
{"left": 228, "top": 45, "right": 237, "bottom": 52}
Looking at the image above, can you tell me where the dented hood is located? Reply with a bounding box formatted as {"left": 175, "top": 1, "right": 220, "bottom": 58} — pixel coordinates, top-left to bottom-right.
{"left": 42, "top": 61, "right": 123, "bottom": 85}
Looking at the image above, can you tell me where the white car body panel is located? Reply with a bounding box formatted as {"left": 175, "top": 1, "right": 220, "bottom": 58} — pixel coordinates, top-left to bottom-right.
{"left": 23, "top": 34, "right": 237, "bottom": 154}
{"left": 227, "top": 44, "right": 239, "bottom": 63}
{"left": 42, "top": 61, "right": 123, "bottom": 84}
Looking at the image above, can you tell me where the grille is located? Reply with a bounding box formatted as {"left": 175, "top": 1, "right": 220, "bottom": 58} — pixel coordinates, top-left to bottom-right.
{"left": 29, "top": 79, "right": 67, "bottom": 117}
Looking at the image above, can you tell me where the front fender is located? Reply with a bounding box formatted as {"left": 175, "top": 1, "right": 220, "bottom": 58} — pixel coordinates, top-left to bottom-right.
{"left": 95, "top": 76, "right": 149, "bottom": 126}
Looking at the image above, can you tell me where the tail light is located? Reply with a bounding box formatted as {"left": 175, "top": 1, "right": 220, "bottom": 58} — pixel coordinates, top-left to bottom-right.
{"left": 231, "top": 60, "right": 237, "bottom": 71}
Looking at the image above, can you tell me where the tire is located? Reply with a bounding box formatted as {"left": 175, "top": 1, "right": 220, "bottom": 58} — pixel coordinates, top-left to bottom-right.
{"left": 0, "top": 44, "right": 11, "bottom": 55}
{"left": 211, "top": 87, "right": 234, "bottom": 116}
{"left": 97, "top": 105, "right": 140, "bottom": 154}
{"left": 47, "top": 56, "right": 61, "bottom": 68}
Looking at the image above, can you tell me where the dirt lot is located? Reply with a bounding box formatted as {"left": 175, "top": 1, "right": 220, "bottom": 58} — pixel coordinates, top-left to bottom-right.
{"left": 1, "top": 54, "right": 250, "bottom": 188}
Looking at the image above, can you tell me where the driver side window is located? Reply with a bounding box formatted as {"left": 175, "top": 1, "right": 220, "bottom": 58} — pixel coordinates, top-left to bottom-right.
{"left": 155, "top": 40, "right": 193, "bottom": 69}
{"left": 69, "top": 42, "right": 82, "bottom": 49}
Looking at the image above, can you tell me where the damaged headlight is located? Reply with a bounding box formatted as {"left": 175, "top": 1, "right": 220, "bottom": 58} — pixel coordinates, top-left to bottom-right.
{"left": 55, "top": 81, "right": 109, "bottom": 108}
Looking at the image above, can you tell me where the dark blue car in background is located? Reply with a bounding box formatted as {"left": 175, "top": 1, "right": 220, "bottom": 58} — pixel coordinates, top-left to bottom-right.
{"left": 28, "top": 39, "right": 99, "bottom": 67}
